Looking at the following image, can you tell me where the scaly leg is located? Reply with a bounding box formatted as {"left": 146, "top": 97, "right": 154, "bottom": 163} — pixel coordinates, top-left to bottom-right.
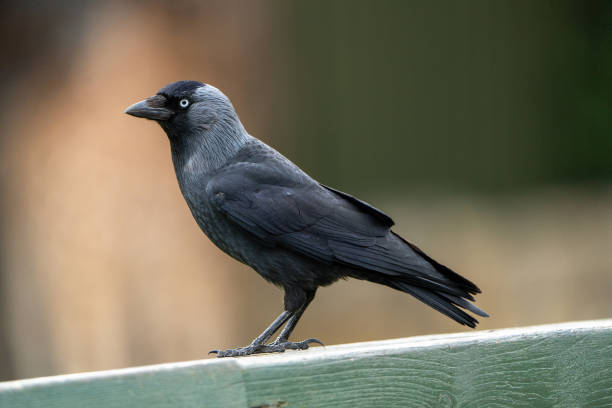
{"left": 261, "top": 290, "right": 323, "bottom": 353}
{"left": 210, "top": 288, "right": 323, "bottom": 357}
{"left": 209, "top": 310, "right": 291, "bottom": 357}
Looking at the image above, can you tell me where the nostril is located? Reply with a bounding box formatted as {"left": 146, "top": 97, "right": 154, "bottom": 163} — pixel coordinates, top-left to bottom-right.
{"left": 146, "top": 94, "right": 167, "bottom": 108}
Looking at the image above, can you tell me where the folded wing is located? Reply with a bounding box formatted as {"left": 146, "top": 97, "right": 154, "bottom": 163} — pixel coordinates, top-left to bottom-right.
{"left": 207, "top": 163, "right": 487, "bottom": 326}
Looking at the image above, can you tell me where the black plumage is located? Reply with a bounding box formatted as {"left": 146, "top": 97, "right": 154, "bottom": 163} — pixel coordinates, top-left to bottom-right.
{"left": 125, "top": 80, "right": 488, "bottom": 357}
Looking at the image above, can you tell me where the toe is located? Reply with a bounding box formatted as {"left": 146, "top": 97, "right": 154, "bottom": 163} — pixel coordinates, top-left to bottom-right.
{"left": 259, "top": 344, "right": 286, "bottom": 353}
{"left": 211, "top": 344, "right": 265, "bottom": 358}
{"left": 282, "top": 338, "right": 324, "bottom": 350}
{"left": 305, "top": 338, "right": 325, "bottom": 347}
{"left": 209, "top": 348, "right": 235, "bottom": 358}
{"left": 284, "top": 342, "right": 307, "bottom": 350}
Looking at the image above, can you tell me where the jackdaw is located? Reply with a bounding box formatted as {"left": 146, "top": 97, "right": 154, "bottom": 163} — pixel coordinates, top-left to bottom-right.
{"left": 125, "top": 80, "right": 488, "bottom": 357}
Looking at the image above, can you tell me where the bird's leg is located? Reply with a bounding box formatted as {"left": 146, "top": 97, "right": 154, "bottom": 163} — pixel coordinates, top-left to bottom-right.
{"left": 209, "top": 310, "right": 291, "bottom": 358}
{"left": 210, "top": 289, "right": 323, "bottom": 357}
{"left": 273, "top": 306, "right": 306, "bottom": 343}
{"left": 249, "top": 311, "right": 291, "bottom": 346}
{"left": 260, "top": 289, "right": 323, "bottom": 353}
{"left": 260, "top": 306, "right": 324, "bottom": 352}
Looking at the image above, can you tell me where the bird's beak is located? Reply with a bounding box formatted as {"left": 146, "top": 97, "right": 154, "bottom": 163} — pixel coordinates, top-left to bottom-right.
{"left": 125, "top": 96, "right": 173, "bottom": 121}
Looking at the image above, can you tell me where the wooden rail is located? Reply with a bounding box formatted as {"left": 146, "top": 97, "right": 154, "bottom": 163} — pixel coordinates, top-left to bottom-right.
{"left": 1, "top": 320, "right": 611, "bottom": 407}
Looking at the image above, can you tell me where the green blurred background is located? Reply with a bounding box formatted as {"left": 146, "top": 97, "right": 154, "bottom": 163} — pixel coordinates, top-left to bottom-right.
{"left": 1, "top": 0, "right": 611, "bottom": 381}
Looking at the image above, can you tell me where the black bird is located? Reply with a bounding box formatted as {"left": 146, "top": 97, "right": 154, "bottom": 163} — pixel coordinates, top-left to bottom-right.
{"left": 125, "top": 80, "right": 488, "bottom": 357}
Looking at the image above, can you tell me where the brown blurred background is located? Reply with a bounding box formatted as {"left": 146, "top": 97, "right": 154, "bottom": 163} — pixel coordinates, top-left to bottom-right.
{"left": 1, "top": 0, "right": 611, "bottom": 381}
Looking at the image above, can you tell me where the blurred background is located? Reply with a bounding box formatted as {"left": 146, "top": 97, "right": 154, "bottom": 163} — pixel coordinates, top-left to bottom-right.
{"left": 1, "top": 0, "right": 611, "bottom": 381}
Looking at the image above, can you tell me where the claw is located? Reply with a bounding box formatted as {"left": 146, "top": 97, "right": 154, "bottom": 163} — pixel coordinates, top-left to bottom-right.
{"left": 284, "top": 338, "right": 324, "bottom": 350}
{"left": 208, "top": 350, "right": 219, "bottom": 355}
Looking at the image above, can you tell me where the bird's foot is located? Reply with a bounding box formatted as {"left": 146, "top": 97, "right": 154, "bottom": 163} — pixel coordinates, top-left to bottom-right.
{"left": 260, "top": 338, "right": 324, "bottom": 353}
{"left": 209, "top": 338, "right": 324, "bottom": 358}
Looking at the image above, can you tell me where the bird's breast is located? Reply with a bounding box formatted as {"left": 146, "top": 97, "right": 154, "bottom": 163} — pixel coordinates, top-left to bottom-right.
{"left": 181, "top": 188, "right": 251, "bottom": 264}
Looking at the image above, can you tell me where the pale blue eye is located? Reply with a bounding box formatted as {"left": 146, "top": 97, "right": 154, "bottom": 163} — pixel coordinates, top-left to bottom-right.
{"left": 179, "top": 99, "right": 190, "bottom": 108}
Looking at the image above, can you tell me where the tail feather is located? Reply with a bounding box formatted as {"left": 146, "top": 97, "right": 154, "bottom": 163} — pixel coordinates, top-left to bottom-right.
{"left": 392, "top": 232, "right": 481, "bottom": 295}
{"left": 347, "top": 231, "right": 488, "bottom": 327}
{"left": 439, "top": 293, "right": 489, "bottom": 318}
{"left": 393, "top": 282, "right": 479, "bottom": 327}
{"left": 398, "top": 274, "right": 474, "bottom": 298}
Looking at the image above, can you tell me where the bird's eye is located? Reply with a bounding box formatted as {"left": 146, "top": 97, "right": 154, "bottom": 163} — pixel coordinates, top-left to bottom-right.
{"left": 179, "top": 99, "right": 190, "bottom": 109}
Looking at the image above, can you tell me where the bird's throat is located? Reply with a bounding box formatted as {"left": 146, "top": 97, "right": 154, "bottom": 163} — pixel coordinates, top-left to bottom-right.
{"left": 169, "top": 126, "right": 251, "bottom": 180}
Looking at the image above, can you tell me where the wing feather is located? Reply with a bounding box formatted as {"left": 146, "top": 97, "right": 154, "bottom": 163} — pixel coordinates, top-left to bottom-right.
{"left": 207, "top": 164, "right": 480, "bottom": 298}
{"left": 202, "top": 145, "right": 486, "bottom": 326}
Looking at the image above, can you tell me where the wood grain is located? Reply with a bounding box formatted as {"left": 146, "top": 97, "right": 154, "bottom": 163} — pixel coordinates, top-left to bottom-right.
{"left": 1, "top": 320, "right": 611, "bottom": 408}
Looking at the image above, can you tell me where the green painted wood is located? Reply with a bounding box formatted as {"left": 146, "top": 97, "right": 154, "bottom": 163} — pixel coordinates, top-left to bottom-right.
{"left": 0, "top": 360, "right": 247, "bottom": 408}
{"left": 1, "top": 320, "right": 611, "bottom": 408}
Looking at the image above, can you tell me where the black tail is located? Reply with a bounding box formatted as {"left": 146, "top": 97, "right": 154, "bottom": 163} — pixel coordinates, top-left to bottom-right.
{"left": 389, "top": 280, "right": 488, "bottom": 328}
{"left": 375, "top": 232, "right": 488, "bottom": 328}
{"left": 394, "top": 232, "right": 482, "bottom": 296}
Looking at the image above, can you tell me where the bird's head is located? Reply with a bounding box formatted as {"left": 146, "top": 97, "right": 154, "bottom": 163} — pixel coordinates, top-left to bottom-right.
{"left": 125, "top": 81, "right": 250, "bottom": 172}
{"left": 125, "top": 80, "right": 246, "bottom": 141}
